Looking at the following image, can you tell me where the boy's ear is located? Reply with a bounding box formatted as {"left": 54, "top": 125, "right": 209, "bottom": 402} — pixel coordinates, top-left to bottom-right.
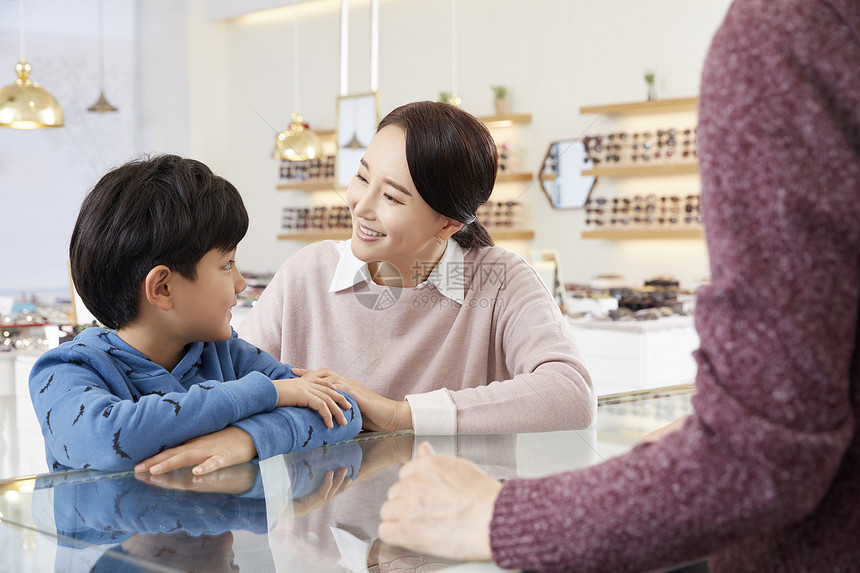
{"left": 143, "top": 265, "right": 174, "bottom": 311}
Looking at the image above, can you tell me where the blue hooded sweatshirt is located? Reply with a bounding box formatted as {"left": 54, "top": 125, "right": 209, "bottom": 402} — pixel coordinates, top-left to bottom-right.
{"left": 29, "top": 327, "right": 361, "bottom": 472}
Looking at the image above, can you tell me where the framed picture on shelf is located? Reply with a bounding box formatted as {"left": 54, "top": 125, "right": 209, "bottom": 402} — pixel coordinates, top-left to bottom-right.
{"left": 336, "top": 92, "right": 380, "bottom": 188}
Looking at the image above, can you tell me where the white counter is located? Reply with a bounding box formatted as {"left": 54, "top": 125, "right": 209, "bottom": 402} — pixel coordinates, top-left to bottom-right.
{"left": 568, "top": 316, "right": 700, "bottom": 396}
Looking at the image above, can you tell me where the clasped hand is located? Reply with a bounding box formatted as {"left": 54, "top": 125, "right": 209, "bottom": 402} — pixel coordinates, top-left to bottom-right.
{"left": 292, "top": 367, "right": 412, "bottom": 432}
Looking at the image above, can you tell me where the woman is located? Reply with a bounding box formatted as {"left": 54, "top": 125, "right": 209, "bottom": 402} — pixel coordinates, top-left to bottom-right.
{"left": 238, "top": 101, "right": 596, "bottom": 435}
{"left": 378, "top": 0, "right": 860, "bottom": 571}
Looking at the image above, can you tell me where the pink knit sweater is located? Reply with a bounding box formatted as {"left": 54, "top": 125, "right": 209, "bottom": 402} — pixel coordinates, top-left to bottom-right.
{"left": 238, "top": 240, "right": 596, "bottom": 434}
{"left": 490, "top": 1, "right": 860, "bottom": 571}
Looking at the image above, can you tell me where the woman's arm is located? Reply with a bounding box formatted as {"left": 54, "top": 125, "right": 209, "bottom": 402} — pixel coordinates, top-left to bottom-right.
{"left": 412, "top": 256, "right": 596, "bottom": 435}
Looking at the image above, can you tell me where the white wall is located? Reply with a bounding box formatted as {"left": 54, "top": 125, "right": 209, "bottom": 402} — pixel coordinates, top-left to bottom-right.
{"left": 202, "top": 0, "right": 732, "bottom": 285}
{"left": 0, "top": 0, "right": 137, "bottom": 297}
{"left": 1, "top": 0, "right": 733, "bottom": 298}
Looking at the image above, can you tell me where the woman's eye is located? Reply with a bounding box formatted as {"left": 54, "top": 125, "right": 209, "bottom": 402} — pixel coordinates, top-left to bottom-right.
{"left": 355, "top": 173, "right": 368, "bottom": 184}
{"left": 383, "top": 193, "right": 401, "bottom": 204}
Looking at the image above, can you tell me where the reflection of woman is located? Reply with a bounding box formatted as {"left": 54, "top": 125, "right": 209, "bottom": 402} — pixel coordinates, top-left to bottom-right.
{"left": 264, "top": 434, "right": 519, "bottom": 572}
{"left": 240, "top": 101, "right": 595, "bottom": 434}
{"left": 379, "top": 1, "right": 860, "bottom": 571}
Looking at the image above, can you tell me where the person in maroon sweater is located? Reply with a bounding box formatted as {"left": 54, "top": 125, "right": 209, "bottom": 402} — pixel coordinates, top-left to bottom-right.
{"left": 378, "top": 0, "right": 860, "bottom": 571}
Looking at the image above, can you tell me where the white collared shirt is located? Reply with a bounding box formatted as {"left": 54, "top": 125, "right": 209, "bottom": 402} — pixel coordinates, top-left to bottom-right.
{"left": 328, "top": 238, "right": 468, "bottom": 305}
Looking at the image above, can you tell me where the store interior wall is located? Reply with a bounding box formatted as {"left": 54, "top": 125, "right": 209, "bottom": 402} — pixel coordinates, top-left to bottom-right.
{"left": 0, "top": 0, "right": 733, "bottom": 300}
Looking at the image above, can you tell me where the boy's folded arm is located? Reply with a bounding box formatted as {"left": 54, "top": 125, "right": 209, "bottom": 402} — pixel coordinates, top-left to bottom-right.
{"left": 233, "top": 391, "right": 363, "bottom": 461}
{"left": 29, "top": 351, "right": 280, "bottom": 471}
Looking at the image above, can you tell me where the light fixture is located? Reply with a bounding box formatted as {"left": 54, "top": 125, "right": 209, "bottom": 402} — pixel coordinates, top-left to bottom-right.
{"left": 274, "top": 112, "right": 322, "bottom": 160}
{"left": 88, "top": 0, "right": 118, "bottom": 113}
{"left": 0, "top": 0, "right": 64, "bottom": 129}
{"left": 446, "top": 0, "right": 461, "bottom": 108}
{"left": 273, "top": 3, "right": 321, "bottom": 161}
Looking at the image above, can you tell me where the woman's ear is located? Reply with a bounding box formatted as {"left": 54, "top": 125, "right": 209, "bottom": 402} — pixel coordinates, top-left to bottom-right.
{"left": 439, "top": 218, "right": 465, "bottom": 240}
{"left": 143, "top": 265, "right": 173, "bottom": 311}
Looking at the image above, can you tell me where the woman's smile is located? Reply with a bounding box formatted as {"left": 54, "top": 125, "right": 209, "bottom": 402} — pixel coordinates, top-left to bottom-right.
{"left": 355, "top": 221, "right": 387, "bottom": 241}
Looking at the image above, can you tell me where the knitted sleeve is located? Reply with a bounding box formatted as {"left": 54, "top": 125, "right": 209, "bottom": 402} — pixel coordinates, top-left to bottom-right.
{"left": 490, "top": 1, "right": 860, "bottom": 571}
{"left": 445, "top": 251, "right": 596, "bottom": 434}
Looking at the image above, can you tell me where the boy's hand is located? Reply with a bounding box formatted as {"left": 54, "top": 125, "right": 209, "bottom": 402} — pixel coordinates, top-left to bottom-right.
{"left": 272, "top": 377, "right": 352, "bottom": 428}
{"left": 136, "top": 462, "right": 259, "bottom": 494}
{"left": 292, "top": 367, "right": 411, "bottom": 432}
{"left": 134, "top": 426, "right": 257, "bottom": 477}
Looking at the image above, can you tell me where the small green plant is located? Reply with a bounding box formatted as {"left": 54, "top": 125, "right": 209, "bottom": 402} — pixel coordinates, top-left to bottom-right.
{"left": 644, "top": 71, "right": 655, "bottom": 86}
{"left": 439, "top": 91, "right": 451, "bottom": 103}
{"left": 491, "top": 85, "right": 508, "bottom": 99}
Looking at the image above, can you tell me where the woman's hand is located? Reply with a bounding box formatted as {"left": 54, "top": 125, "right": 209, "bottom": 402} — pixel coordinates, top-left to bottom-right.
{"left": 290, "top": 466, "right": 354, "bottom": 517}
{"left": 292, "top": 368, "right": 412, "bottom": 432}
{"left": 272, "top": 376, "right": 352, "bottom": 428}
{"left": 378, "top": 442, "right": 502, "bottom": 562}
{"left": 134, "top": 426, "right": 257, "bottom": 477}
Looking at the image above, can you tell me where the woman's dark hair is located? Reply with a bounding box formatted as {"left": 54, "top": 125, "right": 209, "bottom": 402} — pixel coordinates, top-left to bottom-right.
{"left": 377, "top": 101, "right": 498, "bottom": 249}
{"left": 69, "top": 154, "right": 249, "bottom": 330}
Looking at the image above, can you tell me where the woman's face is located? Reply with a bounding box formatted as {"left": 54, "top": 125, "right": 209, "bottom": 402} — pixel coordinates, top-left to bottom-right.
{"left": 346, "top": 125, "right": 454, "bottom": 286}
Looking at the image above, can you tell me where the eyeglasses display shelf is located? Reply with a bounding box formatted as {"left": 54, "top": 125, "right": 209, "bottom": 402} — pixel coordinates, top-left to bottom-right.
{"left": 276, "top": 112, "right": 537, "bottom": 244}
{"left": 578, "top": 97, "right": 702, "bottom": 240}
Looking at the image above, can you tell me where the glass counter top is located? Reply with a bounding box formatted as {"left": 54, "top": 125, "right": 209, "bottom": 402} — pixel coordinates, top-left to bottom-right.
{"left": 0, "top": 386, "right": 695, "bottom": 572}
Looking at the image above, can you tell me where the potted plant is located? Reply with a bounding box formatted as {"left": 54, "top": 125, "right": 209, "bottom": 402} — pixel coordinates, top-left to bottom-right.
{"left": 491, "top": 85, "right": 508, "bottom": 116}
{"left": 644, "top": 71, "right": 657, "bottom": 101}
{"left": 438, "top": 91, "right": 462, "bottom": 107}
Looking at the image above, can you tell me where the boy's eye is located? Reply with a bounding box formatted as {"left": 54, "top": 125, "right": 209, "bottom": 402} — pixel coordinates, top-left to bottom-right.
{"left": 224, "top": 260, "right": 234, "bottom": 270}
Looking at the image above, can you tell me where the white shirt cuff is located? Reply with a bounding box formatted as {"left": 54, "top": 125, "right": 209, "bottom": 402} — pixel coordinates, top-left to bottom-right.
{"left": 405, "top": 389, "right": 457, "bottom": 435}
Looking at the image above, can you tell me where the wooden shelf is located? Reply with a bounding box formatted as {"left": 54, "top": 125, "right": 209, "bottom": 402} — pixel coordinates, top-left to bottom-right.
{"left": 579, "top": 97, "right": 698, "bottom": 116}
{"left": 582, "top": 228, "right": 704, "bottom": 240}
{"left": 496, "top": 172, "right": 534, "bottom": 183}
{"left": 493, "top": 230, "right": 535, "bottom": 240}
{"left": 278, "top": 229, "right": 535, "bottom": 242}
{"left": 582, "top": 163, "right": 698, "bottom": 178}
{"left": 276, "top": 173, "right": 532, "bottom": 190}
{"left": 477, "top": 113, "right": 532, "bottom": 127}
{"left": 276, "top": 179, "right": 340, "bottom": 191}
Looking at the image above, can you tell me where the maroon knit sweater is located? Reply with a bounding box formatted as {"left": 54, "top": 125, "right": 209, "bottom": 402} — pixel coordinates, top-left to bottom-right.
{"left": 490, "top": 1, "right": 860, "bottom": 571}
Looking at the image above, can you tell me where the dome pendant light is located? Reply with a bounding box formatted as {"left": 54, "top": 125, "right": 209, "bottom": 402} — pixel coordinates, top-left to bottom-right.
{"left": 274, "top": 112, "right": 322, "bottom": 161}
{"left": 88, "top": 0, "right": 118, "bottom": 113}
{"left": 272, "top": 4, "right": 321, "bottom": 162}
{"left": 0, "top": 0, "right": 64, "bottom": 129}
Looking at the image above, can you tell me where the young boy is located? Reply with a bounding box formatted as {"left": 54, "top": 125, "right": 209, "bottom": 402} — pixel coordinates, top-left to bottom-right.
{"left": 29, "top": 154, "right": 361, "bottom": 476}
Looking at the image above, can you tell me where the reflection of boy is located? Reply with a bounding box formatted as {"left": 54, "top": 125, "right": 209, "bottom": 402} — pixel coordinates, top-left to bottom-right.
{"left": 29, "top": 154, "right": 361, "bottom": 475}
{"left": 40, "top": 465, "right": 272, "bottom": 573}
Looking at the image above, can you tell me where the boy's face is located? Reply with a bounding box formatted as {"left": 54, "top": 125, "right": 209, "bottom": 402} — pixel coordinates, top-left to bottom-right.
{"left": 170, "top": 248, "right": 246, "bottom": 343}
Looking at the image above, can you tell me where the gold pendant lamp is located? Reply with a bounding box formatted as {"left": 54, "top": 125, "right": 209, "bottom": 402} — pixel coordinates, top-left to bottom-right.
{"left": 273, "top": 3, "right": 321, "bottom": 162}
{"left": 0, "top": 0, "right": 64, "bottom": 129}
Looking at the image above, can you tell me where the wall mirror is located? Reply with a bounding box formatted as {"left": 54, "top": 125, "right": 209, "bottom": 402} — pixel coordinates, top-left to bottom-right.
{"left": 538, "top": 139, "right": 596, "bottom": 209}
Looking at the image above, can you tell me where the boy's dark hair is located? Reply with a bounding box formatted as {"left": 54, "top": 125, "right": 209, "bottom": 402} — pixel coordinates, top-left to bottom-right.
{"left": 70, "top": 154, "right": 249, "bottom": 330}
